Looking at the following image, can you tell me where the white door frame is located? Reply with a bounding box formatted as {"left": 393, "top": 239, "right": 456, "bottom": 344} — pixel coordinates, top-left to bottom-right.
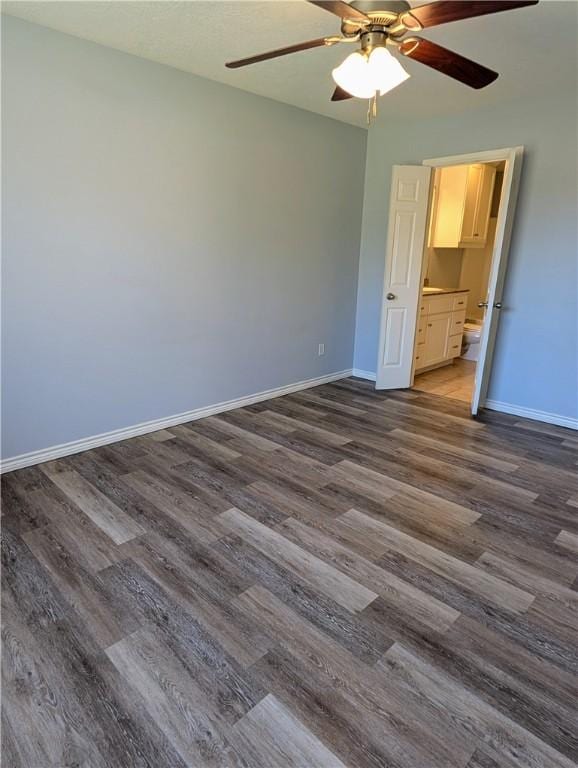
{"left": 417, "top": 146, "right": 524, "bottom": 415}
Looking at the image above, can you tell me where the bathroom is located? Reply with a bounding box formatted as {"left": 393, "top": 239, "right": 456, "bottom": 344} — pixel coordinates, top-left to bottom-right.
{"left": 412, "top": 161, "right": 505, "bottom": 403}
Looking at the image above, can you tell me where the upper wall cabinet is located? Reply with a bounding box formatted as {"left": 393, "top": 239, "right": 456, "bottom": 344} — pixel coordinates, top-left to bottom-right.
{"left": 429, "top": 164, "right": 496, "bottom": 249}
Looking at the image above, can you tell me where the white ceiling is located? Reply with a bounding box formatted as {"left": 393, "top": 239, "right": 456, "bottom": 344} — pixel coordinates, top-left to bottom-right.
{"left": 3, "top": 0, "right": 577, "bottom": 128}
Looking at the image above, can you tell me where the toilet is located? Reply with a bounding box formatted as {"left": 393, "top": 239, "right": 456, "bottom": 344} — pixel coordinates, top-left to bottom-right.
{"left": 461, "top": 322, "right": 482, "bottom": 361}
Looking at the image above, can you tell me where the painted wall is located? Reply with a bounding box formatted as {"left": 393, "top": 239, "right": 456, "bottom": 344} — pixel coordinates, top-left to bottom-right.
{"left": 1, "top": 16, "right": 367, "bottom": 460}
{"left": 354, "top": 86, "right": 578, "bottom": 420}
{"left": 425, "top": 248, "right": 463, "bottom": 292}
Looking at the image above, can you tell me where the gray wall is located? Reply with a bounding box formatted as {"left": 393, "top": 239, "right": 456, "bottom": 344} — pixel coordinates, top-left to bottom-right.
{"left": 354, "top": 86, "right": 578, "bottom": 420}
{"left": 1, "top": 16, "right": 367, "bottom": 460}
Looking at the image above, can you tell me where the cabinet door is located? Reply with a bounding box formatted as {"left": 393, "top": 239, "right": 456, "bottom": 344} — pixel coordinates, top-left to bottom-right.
{"left": 460, "top": 164, "right": 483, "bottom": 244}
{"left": 423, "top": 312, "right": 452, "bottom": 366}
{"left": 460, "top": 164, "right": 496, "bottom": 247}
{"left": 430, "top": 166, "right": 468, "bottom": 248}
{"left": 473, "top": 165, "right": 496, "bottom": 243}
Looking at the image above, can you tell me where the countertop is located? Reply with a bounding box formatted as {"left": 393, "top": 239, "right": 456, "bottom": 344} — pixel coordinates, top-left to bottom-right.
{"left": 422, "top": 287, "right": 470, "bottom": 296}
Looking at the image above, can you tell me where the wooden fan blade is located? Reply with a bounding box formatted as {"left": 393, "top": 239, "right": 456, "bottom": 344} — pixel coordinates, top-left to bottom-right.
{"left": 331, "top": 86, "right": 353, "bottom": 101}
{"left": 399, "top": 37, "right": 498, "bottom": 89}
{"left": 307, "top": 1, "right": 370, "bottom": 24}
{"left": 226, "top": 37, "right": 330, "bottom": 68}
{"left": 401, "top": 1, "right": 538, "bottom": 31}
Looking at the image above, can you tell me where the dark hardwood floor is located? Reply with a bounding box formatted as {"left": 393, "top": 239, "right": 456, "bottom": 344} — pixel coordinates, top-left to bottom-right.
{"left": 2, "top": 377, "right": 577, "bottom": 768}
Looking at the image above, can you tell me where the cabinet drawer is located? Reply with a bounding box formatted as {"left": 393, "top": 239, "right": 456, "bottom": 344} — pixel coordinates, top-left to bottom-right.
{"left": 452, "top": 294, "right": 468, "bottom": 311}
{"left": 419, "top": 301, "right": 428, "bottom": 317}
{"left": 448, "top": 333, "right": 463, "bottom": 358}
{"left": 427, "top": 294, "right": 453, "bottom": 315}
{"left": 451, "top": 310, "right": 467, "bottom": 333}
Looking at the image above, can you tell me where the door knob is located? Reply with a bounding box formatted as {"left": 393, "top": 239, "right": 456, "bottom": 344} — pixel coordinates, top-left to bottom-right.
{"left": 477, "top": 301, "right": 488, "bottom": 308}
{"left": 493, "top": 302, "right": 502, "bottom": 309}
{"left": 386, "top": 292, "right": 396, "bottom": 301}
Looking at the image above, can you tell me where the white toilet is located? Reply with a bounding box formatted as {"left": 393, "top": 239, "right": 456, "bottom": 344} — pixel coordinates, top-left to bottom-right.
{"left": 461, "top": 322, "right": 482, "bottom": 361}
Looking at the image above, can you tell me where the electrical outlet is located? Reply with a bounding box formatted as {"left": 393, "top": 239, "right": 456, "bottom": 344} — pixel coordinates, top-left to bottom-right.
{"left": 318, "top": 343, "right": 325, "bottom": 356}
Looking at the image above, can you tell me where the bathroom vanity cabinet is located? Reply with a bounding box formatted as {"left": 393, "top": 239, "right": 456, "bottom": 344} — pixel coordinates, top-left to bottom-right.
{"left": 430, "top": 164, "right": 496, "bottom": 249}
{"left": 415, "top": 290, "right": 469, "bottom": 373}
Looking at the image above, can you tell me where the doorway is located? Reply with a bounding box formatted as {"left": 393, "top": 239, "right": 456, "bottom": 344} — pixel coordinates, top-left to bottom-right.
{"left": 375, "top": 147, "right": 524, "bottom": 416}
{"left": 412, "top": 160, "right": 506, "bottom": 406}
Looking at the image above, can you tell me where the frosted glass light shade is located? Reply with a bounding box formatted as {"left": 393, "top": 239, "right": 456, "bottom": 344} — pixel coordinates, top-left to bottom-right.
{"left": 332, "top": 51, "right": 376, "bottom": 99}
{"left": 332, "top": 46, "right": 410, "bottom": 99}
{"left": 368, "top": 47, "right": 410, "bottom": 95}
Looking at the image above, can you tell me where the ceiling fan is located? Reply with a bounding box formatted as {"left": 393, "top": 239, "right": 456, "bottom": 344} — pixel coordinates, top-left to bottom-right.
{"left": 225, "top": 1, "right": 539, "bottom": 105}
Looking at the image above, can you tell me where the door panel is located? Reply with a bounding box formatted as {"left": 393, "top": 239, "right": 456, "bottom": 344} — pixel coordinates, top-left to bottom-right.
{"left": 472, "top": 148, "right": 524, "bottom": 415}
{"left": 390, "top": 212, "right": 417, "bottom": 285}
{"left": 382, "top": 308, "right": 407, "bottom": 366}
{"left": 376, "top": 165, "right": 432, "bottom": 390}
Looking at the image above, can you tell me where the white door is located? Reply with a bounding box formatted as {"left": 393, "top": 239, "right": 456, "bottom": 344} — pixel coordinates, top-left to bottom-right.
{"left": 376, "top": 165, "right": 432, "bottom": 390}
{"left": 471, "top": 147, "right": 524, "bottom": 415}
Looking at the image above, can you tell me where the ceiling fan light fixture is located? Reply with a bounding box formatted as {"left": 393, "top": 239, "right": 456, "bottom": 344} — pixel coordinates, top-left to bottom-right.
{"left": 332, "top": 46, "right": 410, "bottom": 99}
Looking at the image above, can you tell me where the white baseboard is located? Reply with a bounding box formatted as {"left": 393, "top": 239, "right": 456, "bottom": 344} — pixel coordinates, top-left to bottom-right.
{"left": 1, "top": 369, "right": 353, "bottom": 474}
{"left": 484, "top": 400, "right": 578, "bottom": 431}
{"left": 352, "top": 368, "right": 376, "bottom": 381}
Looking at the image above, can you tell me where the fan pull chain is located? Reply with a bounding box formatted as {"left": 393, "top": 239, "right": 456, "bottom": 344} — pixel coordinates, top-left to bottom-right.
{"left": 366, "top": 93, "right": 378, "bottom": 125}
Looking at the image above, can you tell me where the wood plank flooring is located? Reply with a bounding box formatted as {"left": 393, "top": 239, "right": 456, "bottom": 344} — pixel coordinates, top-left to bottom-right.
{"left": 2, "top": 377, "right": 577, "bottom": 768}
{"left": 413, "top": 358, "right": 476, "bottom": 403}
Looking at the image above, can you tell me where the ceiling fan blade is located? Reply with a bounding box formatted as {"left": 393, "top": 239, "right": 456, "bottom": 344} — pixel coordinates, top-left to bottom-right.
{"left": 307, "top": 1, "right": 371, "bottom": 24}
{"left": 401, "top": 1, "right": 538, "bottom": 31}
{"left": 399, "top": 37, "right": 498, "bottom": 89}
{"left": 226, "top": 37, "right": 331, "bottom": 68}
{"left": 331, "top": 86, "right": 353, "bottom": 101}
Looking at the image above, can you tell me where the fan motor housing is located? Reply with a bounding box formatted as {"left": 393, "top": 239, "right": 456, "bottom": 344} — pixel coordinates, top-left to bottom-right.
{"left": 351, "top": 0, "right": 411, "bottom": 12}
{"left": 341, "top": 1, "right": 411, "bottom": 36}
{"left": 360, "top": 29, "right": 389, "bottom": 52}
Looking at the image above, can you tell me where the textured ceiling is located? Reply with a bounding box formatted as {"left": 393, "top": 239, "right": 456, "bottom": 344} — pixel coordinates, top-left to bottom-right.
{"left": 3, "top": 1, "right": 577, "bottom": 128}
